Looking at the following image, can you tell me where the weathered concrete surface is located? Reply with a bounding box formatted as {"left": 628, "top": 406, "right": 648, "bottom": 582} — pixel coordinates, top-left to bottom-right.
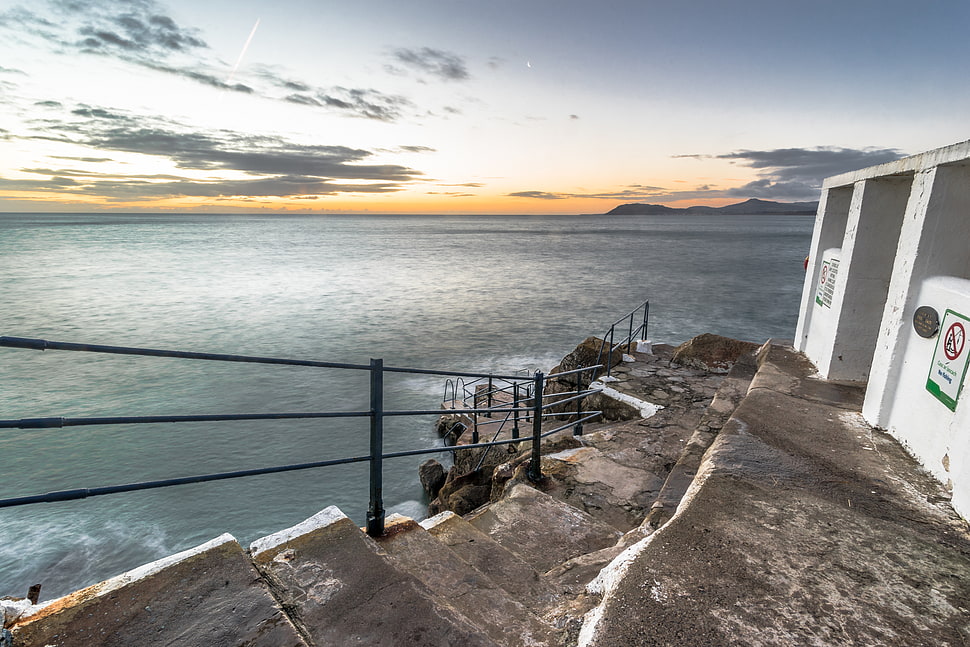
{"left": 466, "top": 483, "right": 622, "bottom": 574}
{"left": 375, "top": 514, "right": 561, "bottom": 647}
{"left": 420, "top": 510, "right": 549, "bottom": 607}
{"left": 580, "top": 344, "right": 970, "bottom": 647}
{"left": 11, "top": 534, "right": 307, "bottom": 647}
{"left": 250, "top": 506, "right": 498, "bottom": 647}
{"left": 644, "top": 348, "right": 758, "bottom": 528}
{"left": 538, "top": 344, "right": 736, "bottom": 532}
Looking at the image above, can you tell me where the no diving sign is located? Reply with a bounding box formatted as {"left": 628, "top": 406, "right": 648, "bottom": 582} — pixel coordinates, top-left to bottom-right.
{"left": 927, "top": 309, "right": 970, "bottom": 411}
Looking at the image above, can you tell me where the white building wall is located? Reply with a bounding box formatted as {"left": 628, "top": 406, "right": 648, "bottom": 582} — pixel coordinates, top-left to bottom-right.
{"left": 795, "top": 140, "right": 970, "bottom": 520}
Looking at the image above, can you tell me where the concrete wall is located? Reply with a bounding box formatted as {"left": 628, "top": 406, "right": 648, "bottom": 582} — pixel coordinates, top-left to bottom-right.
{"left": 795, "top": 139, "right": 970, "bottom": 520}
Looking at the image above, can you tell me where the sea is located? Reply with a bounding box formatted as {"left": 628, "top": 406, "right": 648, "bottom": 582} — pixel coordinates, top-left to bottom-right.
{"left": 0, "top": 212, "right": 813, "bottom": 599}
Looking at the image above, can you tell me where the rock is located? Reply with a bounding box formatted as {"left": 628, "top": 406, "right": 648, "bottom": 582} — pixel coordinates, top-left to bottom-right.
{"left": 418, "top": 459, "right": 446, "bottom": 498}
{"left": 670, "top": 333, "right": 759, "bottom": 374}
{"left": 548, "top": 336, "right": 623, "bottom": 379}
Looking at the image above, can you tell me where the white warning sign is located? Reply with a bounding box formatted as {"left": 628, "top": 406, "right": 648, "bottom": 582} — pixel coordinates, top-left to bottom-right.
{"left": 815, "top": 258, "right": 840, "bottom": 308}
{"left": 926, "top": 309, "right": 970, "bottom": 411}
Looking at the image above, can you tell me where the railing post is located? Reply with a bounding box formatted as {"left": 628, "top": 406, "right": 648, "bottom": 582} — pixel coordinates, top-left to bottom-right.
{"left": 627, "top": 313, "right": 634, "bottom": 352}
{"left": 366, "top": 358, "right": 385, "bottom": 537}
{"left": 527, "top": 371, "right": 544, "bottom": 482}
{"left": 511, "top": 382, "right": 520, "bottom": 440}
{"left": 606, "top": 327, "right": 615, "bottom": 377}
{"left": 574, "top": 372, "right": 584, "bottom": 436}
{"left": 643, "top": 301, "right": 649, "bottom": 342}
{"left": 486, "top": 376, "right": 493, "bottom": 417}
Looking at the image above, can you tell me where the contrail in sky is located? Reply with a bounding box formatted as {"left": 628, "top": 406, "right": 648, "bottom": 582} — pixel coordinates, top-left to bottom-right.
{"left": 226, "top": 18, "right": 261, "bottom": 86}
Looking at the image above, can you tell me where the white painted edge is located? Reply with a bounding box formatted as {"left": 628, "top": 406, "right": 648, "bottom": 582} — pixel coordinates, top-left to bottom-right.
{"left": 250, "top": 505, "right": 347, "bottom": 556}
{"left": 544, "top": 446, "right": 594, "bottom": 461}
{"left": 418, "top": 510, "right": 457, "bottom": 530}
{"left": 577, "top": 453, "right": 717, "bottom": 646}
{"left": 2, "top": 598, "right": 36, "bottom": 628}
{"left": 590, "top": 381, "right": 664, "bottom": 418}
{"left": 19, "top": 533, "right": 238, "bottom": 621}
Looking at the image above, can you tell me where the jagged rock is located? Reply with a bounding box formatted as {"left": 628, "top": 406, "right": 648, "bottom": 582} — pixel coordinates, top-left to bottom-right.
{"left": 548, "top": 336, "right": 623, "bottom": 379}
{"left": 429, "top": 468, "right": 494, "bottom": 517}
{"left": 418, "top": 459, "right": 446, "bottom": 499}
{"left": 670, "top": 333, "right": 759, "bottom": 373}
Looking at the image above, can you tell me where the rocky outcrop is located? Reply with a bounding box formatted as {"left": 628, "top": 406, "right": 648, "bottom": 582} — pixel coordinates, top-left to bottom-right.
{"left": 670, "top": 333, "right": 759, "bottom": 373}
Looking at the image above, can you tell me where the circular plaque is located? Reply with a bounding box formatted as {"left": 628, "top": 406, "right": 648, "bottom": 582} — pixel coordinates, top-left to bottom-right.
{"left": 913, "top": 306, "right": 940, "bottom": 339}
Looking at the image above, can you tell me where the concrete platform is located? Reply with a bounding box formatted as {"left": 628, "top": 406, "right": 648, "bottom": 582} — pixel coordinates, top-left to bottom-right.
{"left": 10, "top": 534, "right": 308, "bottom": 647}
{"left": 580, "top": 343, "right": 970, "bottom": 646}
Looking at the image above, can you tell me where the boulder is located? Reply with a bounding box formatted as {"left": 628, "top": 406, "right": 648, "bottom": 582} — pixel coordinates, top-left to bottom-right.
{"left": 670, "top": 333, "right": 759, "bottom": 373}
{"left": 418, "top": 459, "right": 447, "bottom": 499}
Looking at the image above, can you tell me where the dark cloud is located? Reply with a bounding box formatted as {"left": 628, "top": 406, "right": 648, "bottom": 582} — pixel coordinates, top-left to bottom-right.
{"left": 6, "top": 103, "right": 423, "bottom": 201}
{"left": 0, "top": 65, "right": 27, "bottom": 75}
{"left": 70, "top": 1, "right": 208, "bottom": 56}
{"left": 391, "top": 47, "right": 470, "bottom": 81}
{"left": 50, "top": 155, "right": 114, "bottom": 163}
{"left": 508, "top": 191, "right": 566, "bottom": 200}
{"left": 2, "top": 2, "right": 417, "bottom": 122}
{"left": 35, "top": 100, "right": 63, "bottom": 108}
{"left": 399, "top": 145, "right": 437, "bottom": 153}
{"left": 714, "top": 146, "right": 906, "bottom": 201}
{"left": 569, "top": 114, "right": 580, "bottom": 120}
{"left": 253, "top": 65, "right": 413, "bottom": 121}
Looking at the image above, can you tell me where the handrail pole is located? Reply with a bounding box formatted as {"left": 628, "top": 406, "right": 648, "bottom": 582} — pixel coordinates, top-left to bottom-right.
{"left": 511, "top": 382, "right": 520, "bottom": 440}
{"left": 366, "top": 358, "right": 385, "bottom": 537}
{"left": 486, "top": 376, "right": 493, "bottom": 417}
{"left": 628, "top": 312, "right": 634, "bottom": 350}
{"left": 527, "top": 371, "right": 544, "bottom": 482}
{"left": 607, "top": 326, "right": 615, "bottom": 377}
{"left": 574, "top": 371, "right": 584, "bottom": 436}
{"left": 644, "top": 301, "right": 649, "bottom": 342}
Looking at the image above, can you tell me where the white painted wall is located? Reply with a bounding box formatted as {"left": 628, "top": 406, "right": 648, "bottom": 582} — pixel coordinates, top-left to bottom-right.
{"left": 795, "top": 140, "right": 970, "bottom": 520}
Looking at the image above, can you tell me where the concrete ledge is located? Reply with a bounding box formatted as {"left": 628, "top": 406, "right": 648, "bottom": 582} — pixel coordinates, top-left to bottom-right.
{"left": 250, "top": 507, "right": 499, "bottom": 647}
{"left": 12, "top": 534, "right": 308, "bottom": 647}
{"left": 579, "top": 344, "right": 970, "bottom": 646}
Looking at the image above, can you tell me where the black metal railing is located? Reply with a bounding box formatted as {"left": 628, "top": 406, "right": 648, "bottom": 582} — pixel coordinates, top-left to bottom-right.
{"left": 0, "top": 336, "right": 600, "bottom": 536}
{"left": 596, "top": 300, "right": 650, "bottom": 377}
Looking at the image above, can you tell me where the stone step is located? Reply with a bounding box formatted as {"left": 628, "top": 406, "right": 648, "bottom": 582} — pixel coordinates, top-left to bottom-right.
{"left": 419, "top": 510, "right": 551, "bottom": 609}
{"left": 643, "top": 349, "right": 759, "bottom": 529}
{"left": 465, "top": 483, "right": 622, "bottom": 574}
{"left": 11, "top": 534, "right": 308, "bottom": 647}
{"left": 374, "top": 514, "right": 562, "bottom": 647}
{"left": 249, "top": 506, "right": 500, "bottom": 647}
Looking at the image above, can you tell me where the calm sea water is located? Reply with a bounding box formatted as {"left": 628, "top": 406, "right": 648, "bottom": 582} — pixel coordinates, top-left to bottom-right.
{"left": 0, "top": 212, "right": 812, "bottom": 598}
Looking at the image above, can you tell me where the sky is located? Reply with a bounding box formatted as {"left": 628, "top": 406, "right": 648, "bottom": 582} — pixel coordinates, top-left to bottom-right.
{"left": 0, "top": 0, "right": 968, "bottom": 215}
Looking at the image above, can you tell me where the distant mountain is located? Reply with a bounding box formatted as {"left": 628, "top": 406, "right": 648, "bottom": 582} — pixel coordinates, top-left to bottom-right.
{"left": 605, "top": 198, "right": 818, "bottom": 216}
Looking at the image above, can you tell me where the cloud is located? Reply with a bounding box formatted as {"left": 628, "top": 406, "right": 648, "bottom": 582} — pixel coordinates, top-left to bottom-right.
{"left": 390, "top": 47, "right": 470, "bottom": 81}
{"left": 6, "top": 103, "right": 424, "bottom": 201}
{"left": 1, "top": 1, "right": 419, "bottom": 122}
{"left": 711, "top": 146, "right": 906, "bottom": 201}
{"left": 508, "top": 191, "right": 567, "bottom": 200}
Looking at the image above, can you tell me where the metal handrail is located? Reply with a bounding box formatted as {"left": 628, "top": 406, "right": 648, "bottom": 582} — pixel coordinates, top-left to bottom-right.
{"left": 0, "top": 336, "right": 601, "bottom": 537}
{"left": 595, "top": 300, "right": 649, "bottom": 377}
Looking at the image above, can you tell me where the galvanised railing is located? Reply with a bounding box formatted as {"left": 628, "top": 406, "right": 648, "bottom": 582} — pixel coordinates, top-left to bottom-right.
{"left": 0, "top": 336, "right": 601, "bottom": 537}
{"left": 597, "top": 300, "right": 650, "bottom": 377}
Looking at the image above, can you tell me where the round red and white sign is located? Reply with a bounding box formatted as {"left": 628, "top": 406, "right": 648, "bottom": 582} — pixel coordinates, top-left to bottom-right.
{"left": 944, "top": 321, "right": 965, "bottom": 361}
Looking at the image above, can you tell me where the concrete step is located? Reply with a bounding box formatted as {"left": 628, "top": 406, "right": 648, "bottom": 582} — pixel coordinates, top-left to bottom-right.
{"left": 250, "top": 506, "right": 500, "bottom": 647}
{"left": 420, "top": 510, "right": 551, "bottom": 608}
{"left": 465, "top": 483, "right": 622, "bottom": 574}
{"left": 11, "top": 534, "right": 309, "bottom": 647}
{"left": 643, "top": 348, "right": 759, "bottom": 529}
{"left": 374, "top": 514, "right": 562, "bottom": 647}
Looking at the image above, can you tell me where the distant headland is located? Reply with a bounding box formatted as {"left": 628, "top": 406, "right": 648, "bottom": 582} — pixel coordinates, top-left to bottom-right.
{"left": 604, "top": 198, "right": 818, "bottom": 216}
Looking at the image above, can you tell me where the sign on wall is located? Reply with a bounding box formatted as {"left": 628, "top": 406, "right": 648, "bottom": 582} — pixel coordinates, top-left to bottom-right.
{"left": 815, "top": 258, "right": 840, "bottom": 308}
{"left": 926, "top": 309, "right": 970, "bottom": 411}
